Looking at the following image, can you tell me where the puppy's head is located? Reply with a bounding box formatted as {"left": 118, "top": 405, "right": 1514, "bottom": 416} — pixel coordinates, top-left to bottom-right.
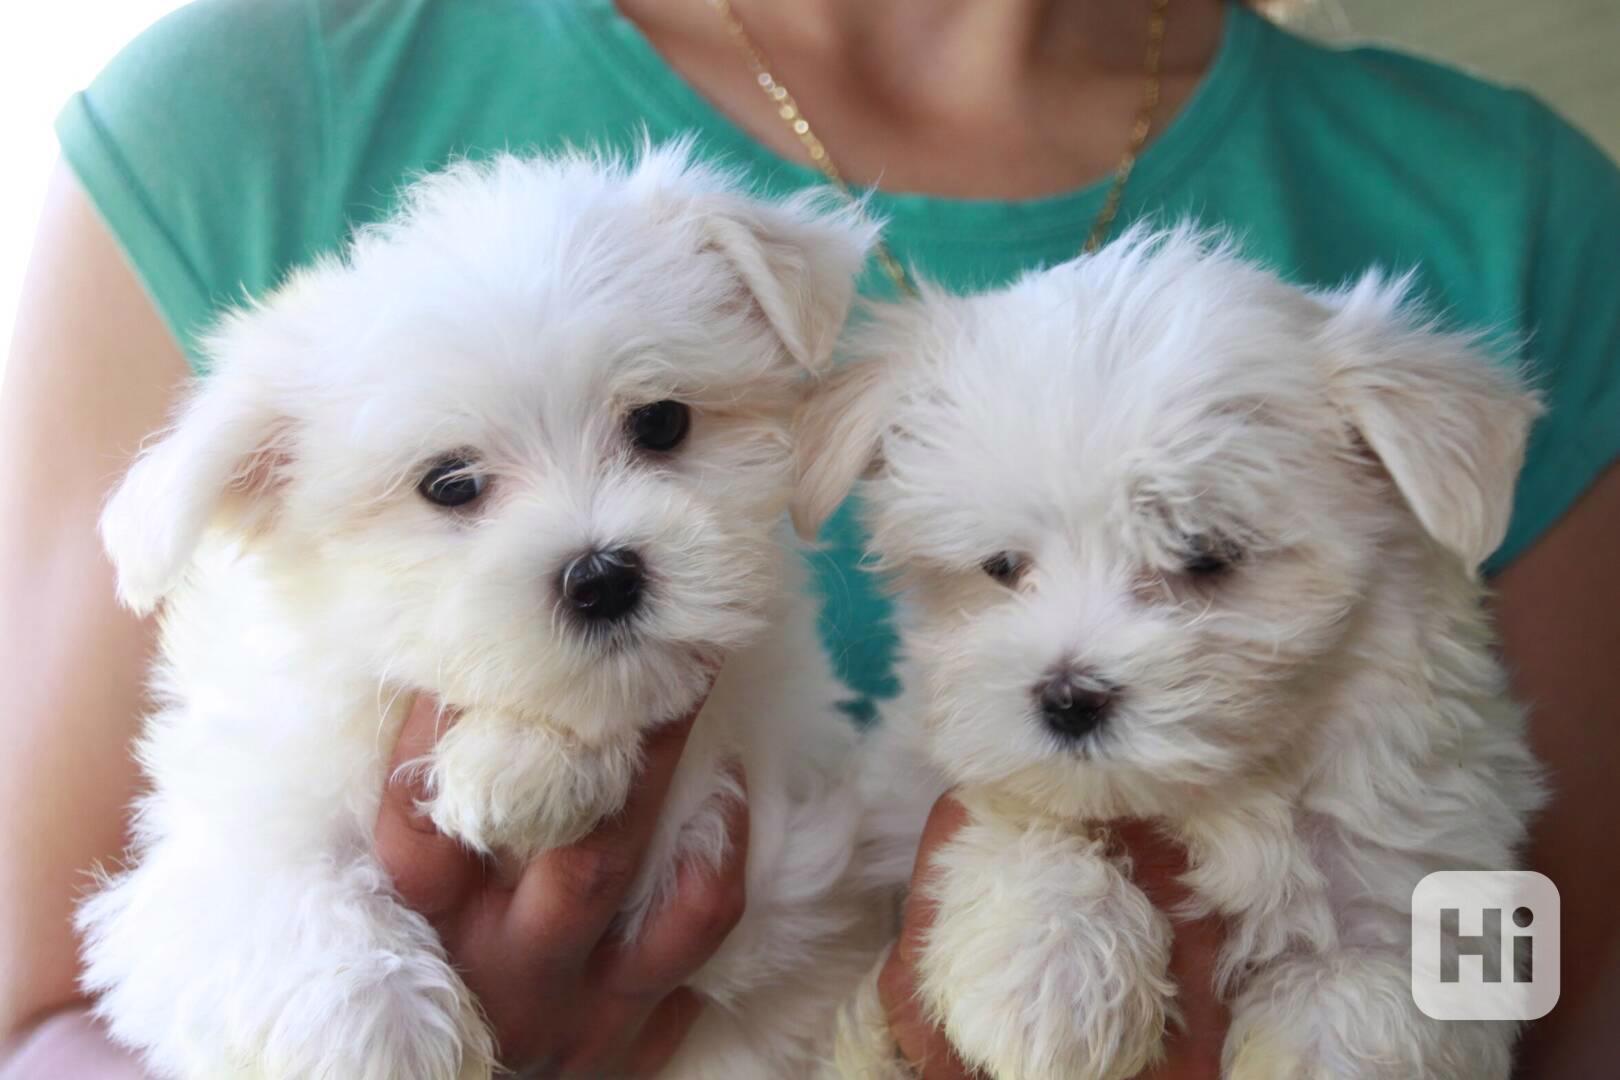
{"left": 795, "top": 229, "right": 1537, "bottom": 814}
{"left": 103, "top": 145, "right": 875, "bottom": 737}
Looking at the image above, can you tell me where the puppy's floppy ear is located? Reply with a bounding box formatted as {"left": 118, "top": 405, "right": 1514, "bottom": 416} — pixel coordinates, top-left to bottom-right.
{"left": 791, "top": 357, "right": 899, "bottom": 540}
{"left": 1315, "top": 272, "right": 1543, "bottom": 570}
{"left": 100, "top": 344, "right": 293, "bottom": 615}
{"left": 702, "top": 190, "right": 880, "bottom": 375}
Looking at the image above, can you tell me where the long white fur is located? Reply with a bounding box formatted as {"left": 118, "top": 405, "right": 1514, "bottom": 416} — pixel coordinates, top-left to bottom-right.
{"left": 80, "top": 144, "right": 888, "bottom": 1079}
{"left": 796, "top": 228, "right": 1545, "bottom": 1080}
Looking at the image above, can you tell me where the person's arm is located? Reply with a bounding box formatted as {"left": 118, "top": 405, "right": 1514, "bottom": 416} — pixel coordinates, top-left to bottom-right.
{"left": 1492, "top": 459, "right": 1620, "bottom": 1077}
{"left": 0, "top": 166, "right": 753, "bottom": 1077}
{"left": 0, "top": 161, "right": 188, "bottom": 1070}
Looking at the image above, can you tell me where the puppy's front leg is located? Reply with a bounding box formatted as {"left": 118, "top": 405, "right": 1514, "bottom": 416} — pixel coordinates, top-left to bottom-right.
{"left": 825, "top": 951, "right": 916, "bottom": 1080}
{"left": 80, "top": 842, "right": 493, "bottom": 1080}
{"left": 916, "top": 798, "right": 1176, "bottom": 1080}
{"left": 426, "top": 708, "right": 641, "bottom": 859}
{"left": 1223, "top": 950, "right": 1515, "bottom": 1080}
{"left": 1178, "top": 798, "right": 1338, "bottom": 993}
{"left": 1200, "top": 804, "right": 1514, "bottom": 1080}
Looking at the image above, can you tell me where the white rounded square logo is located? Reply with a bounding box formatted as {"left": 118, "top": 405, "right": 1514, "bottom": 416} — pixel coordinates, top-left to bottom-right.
{"left": 1411, "top": 870, "right": 1559, "bottom": 1021}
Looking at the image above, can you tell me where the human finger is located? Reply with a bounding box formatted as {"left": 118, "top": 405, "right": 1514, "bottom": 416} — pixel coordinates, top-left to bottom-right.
{"left": 621, "top": 988, "right": 707, "bottom": 1076}
{"left": 884, "top": 793, "right": 979, "bottom": 1080}
{"left": 1108, "top": 820, "right": 1229, "bottom": 1077}
{"left": 505, "top": 689, "right": 711, "bottom": 963}
{"left": 374, "top": 692, "right": 482, "bottom": 922}
{"left": 597, "top": 764, "right": 749, "bottom": 997}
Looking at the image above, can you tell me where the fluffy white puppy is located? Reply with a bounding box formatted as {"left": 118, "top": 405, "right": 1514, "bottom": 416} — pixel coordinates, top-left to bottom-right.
{"left": 794, "top": 230, "right": 1545, "bottom": 1080}
{"left": 79, "top": 145, "right": 885, "bottom": 1080}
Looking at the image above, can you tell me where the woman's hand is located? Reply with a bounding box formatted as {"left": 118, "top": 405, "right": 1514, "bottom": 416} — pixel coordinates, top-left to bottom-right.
{"left": 374, "top": 692, "right": 747, "bottom": 1078}
{"left": 879, "top": 796, "right": 1228, "bottom": 1080}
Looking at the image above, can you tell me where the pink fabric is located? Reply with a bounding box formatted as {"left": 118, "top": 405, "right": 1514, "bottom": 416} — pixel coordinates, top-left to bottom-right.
{"left": 0, "top": 1008, "right": 146, "bottom": 1079}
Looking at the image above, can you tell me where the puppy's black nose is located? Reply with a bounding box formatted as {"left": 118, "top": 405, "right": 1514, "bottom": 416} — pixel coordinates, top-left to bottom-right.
{"left": 1034, "top": 667, "right": 1114, "bottom": 740}
{"left": 560, "top": 547, "right": 644, "bottom": 622}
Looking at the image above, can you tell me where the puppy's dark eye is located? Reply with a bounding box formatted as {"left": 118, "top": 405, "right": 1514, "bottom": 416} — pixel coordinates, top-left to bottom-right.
{"left": 1182, "top": 533, "right": 1241, "bottom": 578}
{"left": 418, "top": 456, "right": 486, "bottom": 508}
{"left": 981, "top": 552, "right": 1025, "bottom": 586}
{"left": 627, "top": 400, "right": 691, "bottom": 453}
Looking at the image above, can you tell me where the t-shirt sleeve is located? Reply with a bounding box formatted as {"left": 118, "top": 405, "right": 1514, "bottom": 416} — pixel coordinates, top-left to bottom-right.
{"left": 1488, "top": 106, "right": 1620, "bottom": 572}
{"left": 55, "top": 0, "right": 330, "bottom": 371}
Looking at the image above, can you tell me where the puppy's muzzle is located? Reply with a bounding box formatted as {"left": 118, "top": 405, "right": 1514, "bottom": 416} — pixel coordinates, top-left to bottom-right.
{"left": 559, "top": 547, "right": 645, "bottom": 623}
{"left": 1034, "top": 665, "right": 1115, "bottom": 742}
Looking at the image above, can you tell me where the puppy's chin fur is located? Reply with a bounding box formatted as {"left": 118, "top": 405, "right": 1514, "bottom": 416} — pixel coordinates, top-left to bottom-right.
{"left": 804, "top": 229, "right": 1544, "bottom": 1080}
{"left": 79, "top": 145, "right": 887, "bottom": 1080}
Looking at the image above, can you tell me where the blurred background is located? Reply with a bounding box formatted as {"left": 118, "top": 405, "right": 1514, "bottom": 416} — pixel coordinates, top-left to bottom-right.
{"left": 2, "top": 0, "right": 1617, "bottom": 379}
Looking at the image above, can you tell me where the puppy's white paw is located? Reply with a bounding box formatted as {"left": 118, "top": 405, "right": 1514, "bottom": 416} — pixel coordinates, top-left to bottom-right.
{"left": 81, "top": 852, "right": 495, "bottom": 1080}
{"left": 823, "top": 951, "right": 914, "bottom": 1080}
{"left": 256, "top": 970, "right": 494, "bottom": 1080}
{"left": 917, "top": 812, "right": 1175, "bottom": 1080}
{"left": 1224, "top": 1021, "right": 1311, "bottom": 1080}
{"left": 1224, "top": 951, "right": 1515, "bottom": 1080}
{"left": 425, "top": 708, "right": 640, "bottom": 858}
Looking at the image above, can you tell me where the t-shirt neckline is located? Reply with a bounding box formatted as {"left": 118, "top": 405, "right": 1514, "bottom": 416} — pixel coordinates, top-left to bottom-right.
{"left": 562, "top": 1, "right": 1268, "bottom": 245}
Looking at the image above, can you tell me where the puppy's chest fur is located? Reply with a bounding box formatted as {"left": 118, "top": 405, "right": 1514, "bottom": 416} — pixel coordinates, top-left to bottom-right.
{"left": 144, "top": 543, "right": 865, "bottom": 982}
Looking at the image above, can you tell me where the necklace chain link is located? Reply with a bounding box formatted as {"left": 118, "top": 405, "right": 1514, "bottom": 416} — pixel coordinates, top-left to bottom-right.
{"left": 707, "top": 0, "right": 1172, "bottom": 296}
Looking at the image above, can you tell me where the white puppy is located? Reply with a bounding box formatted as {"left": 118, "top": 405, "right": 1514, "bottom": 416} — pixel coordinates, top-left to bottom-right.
{"left": 795, "top": 230, "right": 1545, "bottom": 1080}
{"left": 79, "top": 145, "right": 886, "bottom": 1080}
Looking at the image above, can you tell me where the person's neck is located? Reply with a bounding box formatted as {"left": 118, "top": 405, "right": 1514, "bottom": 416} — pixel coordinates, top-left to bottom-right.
{"left": 619, "top": 0, "right": 1230, "bottom": 198}
{"left": 727, "top": 0, "right": 1222, "bottom": 120}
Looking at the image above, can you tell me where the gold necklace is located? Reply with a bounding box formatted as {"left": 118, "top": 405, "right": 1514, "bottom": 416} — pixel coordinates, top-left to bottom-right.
{"left": 707, "top": 0, "right": 1172, "bottom": 297}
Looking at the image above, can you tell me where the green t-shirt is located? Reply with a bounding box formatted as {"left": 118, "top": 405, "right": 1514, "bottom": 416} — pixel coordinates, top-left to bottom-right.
{"left": 59, "top": 0, "right": 1620, "bottom": 722}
